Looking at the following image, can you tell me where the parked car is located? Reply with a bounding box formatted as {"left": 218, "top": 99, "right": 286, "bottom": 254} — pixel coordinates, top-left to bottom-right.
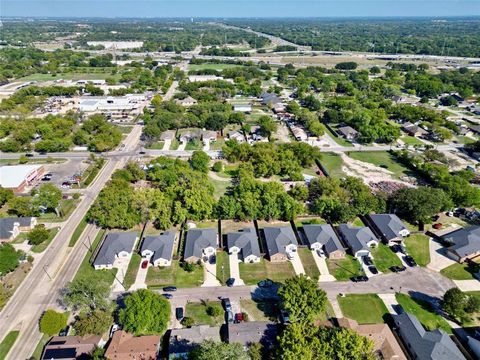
{"left": 362, "top": 256, "right": 373, "bottom": 266}
{"left": 25, "top": 153, "right": 34, "bottom": 157}
{"left": 162, "top": 293, "right": 173, "bottom": 299}
{"left": 226, "top": 278, "right": 235, "bottom": 287}
{"left": 110, "top": 324, "right": 120, "bottom": 338}
{"left": 279, "top": 310, "right": 290, "bottom": 324}
{"left": 391, "top": 244, "right": 402, "bottom": 253}
{"left": 433, "top": 223, "right": 443, "bottom": 230}
{"left": 209, "top": 255, "right": 216, "bottom": 264}
{"left": 258, "top": 279, "right": 273, "bottom": 288}
{"left": 175, "top": 307, "right": 184, "bottom": 321}
{"left": 234, "top": 313, "right": 244, "bottom": 323}
{"left": 351, "top": 275, "right": 369, "bottom": 282}
{"left": 404, "top": 256, "right": 417, "bottom": 267}
{"left": 226, "top": 310, "right": 234, "bottom": 324}
{"left": 390, "top": 265, "right": 407, "bottom": 273}
{"left": 59, "top": 326, "right": 70, "bottom": 337}
{"left": 141, "top": 260, "right": 149, "bottom": 269}
{"left": 368, "top": 266, "right": 378, "bottom": 274}
{"left": 41, "top": 176, "right": 51, "bottom": 181}
{"left": 222, "top": 298, "right": 232, "bottom": 311}
{"left": 163, "top": 286, "right": 177, "bottom": 292}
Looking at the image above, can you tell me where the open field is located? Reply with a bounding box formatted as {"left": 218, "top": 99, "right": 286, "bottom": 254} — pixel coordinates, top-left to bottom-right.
{"left": 319, "top": 152, "right": 345, "bottom": 178}
{"left": 337, "top": 294, "right": 388, "bottom": 324}
{"left": 19, "top": 71, "right": 121, "bottom": 82}
{"left": 188, "top": 63, "right": 245, "bottom": 71}
{"left": 346, "top": 151, "right": 412, "bottom": 179}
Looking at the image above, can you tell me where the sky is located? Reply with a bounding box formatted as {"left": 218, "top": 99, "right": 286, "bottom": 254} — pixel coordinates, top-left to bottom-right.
{"left": 1, "top": 0, "right": 480, "bottom": 18}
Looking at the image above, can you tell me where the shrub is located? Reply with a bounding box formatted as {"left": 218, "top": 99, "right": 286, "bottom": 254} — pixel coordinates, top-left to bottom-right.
{"left": 181, "top": 316, "right": 195, "bottom": 327}
{"left": 212, "top": 161, "right": 223, "bottom": 172}
{"left": 72, "top": 193, "right": 81, "bottom": 200}
{"left": 206, "top": 305, "right": 222, "bottom": 317}
{"left": 181, "top": 262, "right": 195, "bottom": 273}
{"left": 39, "top": 309, "right": 67, "bottom": 336}
{"left": 28, "top": 224, "right": 50, "bottom": 245}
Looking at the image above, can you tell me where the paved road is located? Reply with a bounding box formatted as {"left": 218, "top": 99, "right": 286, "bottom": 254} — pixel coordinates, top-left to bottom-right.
{"left": 0, "top": 125, "right": 143, "bottom": 360}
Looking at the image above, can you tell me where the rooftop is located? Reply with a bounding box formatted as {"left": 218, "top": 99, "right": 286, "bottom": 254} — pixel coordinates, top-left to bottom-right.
{"left": 443, "top": 226, "right": 480, "bottom": 258}
{"left": 93, "top": 232, "right": 137, "bottom": 267}
{"left": 0, "top": 164, "right": 42, "bottom": 188}
{"left": 184, "top": 228, "right": 217, "bottom": 260}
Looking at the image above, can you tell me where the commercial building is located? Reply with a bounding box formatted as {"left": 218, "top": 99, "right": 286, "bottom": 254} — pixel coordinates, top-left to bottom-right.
{"left": 0, "top": 164, "right": 44, "bottom": 193}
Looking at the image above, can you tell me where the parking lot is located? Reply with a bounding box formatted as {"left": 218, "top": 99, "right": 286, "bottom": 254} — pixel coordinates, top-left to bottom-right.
{"left": 39, "top": 159, "right": 89, "bottom": 188}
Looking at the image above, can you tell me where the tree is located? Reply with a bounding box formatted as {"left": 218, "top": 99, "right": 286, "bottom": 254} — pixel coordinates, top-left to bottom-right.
{"left": 27, "top": 224, "right": 50, "bottom": 245}
{"left": 34, "top": 183, "right": 62, "bottom": 211}
{"left": 0, "top": 243, "right": 21, "bottom": 275}
{"left": 39, "top": 309, "right": 67, "bottom": 336}
{"left": 181, "top": 316, "right": 195, "bottom": 328}
{"left": 8, "top": 196, "right": 36, "bottom": 217}
{"left": 118, "top": 289, "right": 170, "bottom": 335}
{"left": 73, "top": 309, "right": 113, "bottom": 336}
{"left": 278, "top": 275, "right": 327, "bottom": 323}
{"left": 247, "top": 343, "right": 263, "bottom": 360}
{"left": 0, "top": 187, "right": 14, "bottom": 206}
{"left": 212, "top": 161, "right": 223, "bottom": 172}
{"left": 257, "top": 115, "right": 278, "bottom": 139}
{"left": 206, "top": 305, "right": 222, "bottom": 317}
{"left": 62, "top": 277, "right": 110, "bottom": 312}
{"left": 335, "top": 62, "right": 358, "bottom": 70}
{"left": 132, "top": 188, "right": 172, "bottom": 229}
{"left": 189, "top": 340, "right": 249, "bottom": 360}
{"left": 442, "top": 288, "right": 480, "bottom": 324}
{"left": 190, "top": 151, "right": 210, "bottom": 173}
{"left": 370, "top": 66, "right": 381, "bottom": 75}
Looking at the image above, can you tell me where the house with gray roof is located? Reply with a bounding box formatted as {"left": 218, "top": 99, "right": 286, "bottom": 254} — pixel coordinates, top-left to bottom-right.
{"left": 263, "top": 226, "right": 298, "bottom": 262}
{"left": 140, "top": 231, "right": 176, "bottom": 267}
{"left": 368, "top": 214, "right": 410, "bottom": 245}
{"left": 443, "top": 226, "right": 480, "bottom": 263}
{"left": 226, "top": 322, "right": 278, "bottom": 350}
{"left": 93, "top": 232, "right": 138, "bottom": 270}
{"left": 302, "top": 224, "right": 345, "bottom": 259}
{"left": 168, "top": 325, "right": 221, "bottom": 359}
{"left": 393, "top": 312, "right": 465, "bottom": 360}
{"left": 227, "top": 228, "right": 261, "bottom": 263}
{"left": 337, "top": 126, "right": 359, "bottom": 141}
{"left": 337, "top": 224, "right": 378, "bottom": 258}
{"left": 0, "top": 217, "right": 37, "bottom": 242}
{"left": 184, "top": 228, "right": 217, "bottom": 263}
{"left": 160, "top": 130, "right": 177, "bottom": 141}
{"left": 260, "top": 92, "right": 282, "bottom": 106}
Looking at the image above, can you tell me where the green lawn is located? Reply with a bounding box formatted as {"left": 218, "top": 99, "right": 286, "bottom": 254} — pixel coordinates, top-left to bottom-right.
{"left": 30, "top": 334, "right": 50, "bottom": 360}
{"left": 400, "top": 136, "right": 424, "bottom": 146}
{"left": 347, "top": 151, "right": 412, "bottom": 179}
{"left": 404, "top": 234, "right": 430, "bottom": 266}
{"left": 185, "top": 301, "right": 224, "bottom": 326}
{"left": 319, "top": 152, "right": 345, "bottom": 178}
{"left": 39, "top": 199, "right": 79, "bottom": 222}
{"left": 0, "top": 158, "right": 67, "bottom": 165}
{"left": 31, "top": 227, "right": 59, "bottom": 253}
{"left": 338, "top": 294, "right": 388, "bottom": 324}
{"left": 146, "top": 141, "right": 165, "bottom": 150}
{"left": 327, "top": 255, "right": 364, "bottom": 281}
{"left": 239, "top": 258, "right": 295, "bottom": 285}
{"left": 295, "top": 217, "right": 326, "bottom": 228}
{"left": 68, "top": 216, "right": 88, "bottom": 247}
{"left": 440, "top": 262, "right": 478, "bottom": 280}
{"left": 0, "top": 331, "right": 19, "bottom": 360}
{"left": 216, "top": 251, "right": 230, "bottom": 285}
{"left": 146, "top": 260, "right": 204, "bottom": 288}
{"left": 240, "top": 299, "right": 278, "bottom": 321}
{"left": 210, "top": 178, "right": 231, "bottom": 199}
{"left": 396, "top": 293, "right": 452, "bottom": 334}
{"left": 19, "top": 71, "right": 120, "bottom": 82}
{"left": 170, "top": 138, "right": 180, "bottom": 150}
{"left": 123, "top": 254, "right": 142, "bottom": 290}
{"left": 297, "top": 248, "right": 320, "bottom": 279}
{"left": 188, "top": 63, "right": 244, "bottom": 71}
{"left": 185, "top": 139, "right": 203, "bottom": 151}
{"left": 350, "top": 217, "right": 365, "bottom": 227}
{"left": 324, "top": 127, "right": 354, "bottom": 147}
{"left": 371, "top": 243, "right": 402, "bottom": 273}
{"left": 80, "top": 160, "right": 105, "bottom": 187}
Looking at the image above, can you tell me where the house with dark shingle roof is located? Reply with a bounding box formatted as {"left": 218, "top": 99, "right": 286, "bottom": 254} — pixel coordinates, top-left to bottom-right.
{"left": 0, "top": 217, "right": 36, "bottom": 242}
{"left": 393, "top": 312, "right": 466, "bottom": 360}
{"left": 93, "top": 232, "right": 137, "bottom": 270}
{"left": 227, "top": 228, "right": 261, "bottom": 263}
{"left": 140, "top": 231, "right": 176, "bottom": 267}
{"left": 337, "top": 224, "right": 378, "bottom": 258}
{"left": 168, "top": 325, "right": 221, "bottom": 359}
{"left": 263, "top": 226, "right": 298, "bottom": 262}
{"left": 443, "top": 226, "right": 480, "bottom": 263}
{"left": 368, "top": 214, "right": 410, "bottom": 245}
{"left": 41, "top": 335, "right": 101, "bottom": 360}
{"left": 260, "top": 92, "right": 282, "bottom": 106}
{"left": 184, "top": 228, "right": 217, "bottom": 263}
{"left": 226, "top": 322, "right": 278, "bottom": 350}
{"left": 336, "top": 126, "right": 359, "bottom": 141}
{"left": 302, "top": 224, "right": 345, "bottom": 259}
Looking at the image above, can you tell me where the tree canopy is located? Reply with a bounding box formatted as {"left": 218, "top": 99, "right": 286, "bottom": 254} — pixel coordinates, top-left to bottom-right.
{"left": 189, "top": 340, "right": 250, "bottom": 360}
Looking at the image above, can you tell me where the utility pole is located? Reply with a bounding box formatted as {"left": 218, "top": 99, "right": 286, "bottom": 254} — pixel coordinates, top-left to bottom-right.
{"left": 43, "top": 265, "right": 52, "bottom": 281}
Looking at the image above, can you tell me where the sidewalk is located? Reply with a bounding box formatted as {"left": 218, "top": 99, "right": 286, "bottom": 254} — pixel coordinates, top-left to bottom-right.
{"left": 453, "top": 279, "right": 480, "bottom": 291}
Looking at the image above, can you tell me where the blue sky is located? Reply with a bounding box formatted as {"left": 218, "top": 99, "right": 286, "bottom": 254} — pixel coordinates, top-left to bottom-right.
{"left": 2, "top": 1, "right": 479, "bottom": 18}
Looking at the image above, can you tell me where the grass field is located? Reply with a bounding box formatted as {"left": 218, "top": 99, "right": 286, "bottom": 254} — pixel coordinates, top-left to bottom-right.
{"left": 19, "top": 71, "right": 120, "bottom": 82}
{"left": 400, "top": 136, "right": 424, "bottom": 146}
{"left": 371, "top": 244, "right": 402, "bottom": 273}
{"left": 440, "top": 262, "right": 478, "bottom": 280}
{"left": 216, "top": 251, "right": 230, "bottom": 285}
{"left": 319, "top": 152, "right": 345, "bottom": 178}
{"left": 30, "top": 334, "right": 50, "bottom": 360}
{"left": 347, "top": 151, "right": 411, "bottom": 179}
{"left": 146, "top": 261, "right": 204, "bottom": 288}
{"left": 350, "top": 217, "right": 365, "bottom": 227}
{"left": 396, "top": 293, "right": 452, "bottom": 334}
{"left": 185, "top": 301, "right": 224, "bottom": 326}
{"left": 404, "top": 234, "right": 430, "bottom": 266}
{"left": 170, "top": 138, "right": 180, "bottom": 150}
{"left": 188, "top": 63, "right": 244, "bottom": 71}
{"left": 123, "top": 254, "right": 142, "bottom": 290}
{"left": 146, "top": 141, "right": 165, "bottom": 150}
{"left": 69, "top": 216, "right": 88, "bottom": 247}
{"left": 240, "top": 299, "right": 277, "bottom": 321}
{"left": 326, "top": 255, "right": 364, "bottom": 281}
{"left": 185, "top": 139, "right": 203, "bottom": 151}
{"left": 31, "top": 227, "right": 59, "bottom": 253}
{"left": 0, "top": 331, "right": 19, "bottom": 360}
{"left": 297, "top": 248, "right": 320, "bottom": 279}
{"left": 338, "top": 294, "right": 388, "bottom": 324}
{"left": 210, "top": 178, "right": 231, "bottom": 199}
{"left": 0, "top": 158, "right": 66, "bottom": 165}
{"left": 239, "top": 258, "right": 295, "bottom": 285}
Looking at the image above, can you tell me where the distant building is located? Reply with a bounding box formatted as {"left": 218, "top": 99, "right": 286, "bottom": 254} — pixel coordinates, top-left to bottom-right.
{"left": 0, "top": 217, "right": 37, "bottom": 242}
{"left": 302, "top": 224, "right": 345, "bottom": 259}
{"left": 233, "top": 104, "right": 252, "bottom": 113}
{"left": 104, "top": 330, "right": 160, "bottom": 360}
{"left": 337, "top": 224, "right": 378, "bottom": 258}
{"left": 184, "top": 228, "right": 217, "bottom": 263}
{"left": 93, "top": 232, "right": 137, "bottom": 270}
{"left": 188, "top": 75, "right": 224, "bottom": 83}
{"left": 263, "top": 226, "right": 298, "bottom": 262}
{"left": 227, "top": 130, "right": 245, "bottom": 143}
{"left": 160, "top": 130, "right": 177, "bottom": 141}
{"left": 201, "top": 130, "right": 217, "bottom": 144}
{"left": 0, "top": 165, "right": 44, "bottom": 193}
{"left": 140, "top": 231, "right": 176, "bottom": 267}
{"left": 176, "top": 96, "right": 198, "bottom": 107}
{"left": 78, "top": 95, "right": 144, "bottom": 113}
{"left": 368, "top": 214, "right": 410, "bottom": 245}
{"left": 336, "top": 126, "right": 359, "bottom": 141}
{"left": 443, "top": 226, "right": 480, "bottom": 263}
{"left": 41, "top": 335, "right": 101, "bottom": 360}
{"left": 179, "top": 129, "right": 200, "bottom": 143}
{"left": 168, "top": 325, "right": 221, "bottom": 359}
{"left": 227, "top": 228, "right": 261, "bottom": 263}
{"left": 402, "top": 122, "right": 428, "bottom": 137}
{"left": 260, "top": 92, "right": 282, "bottom": 106}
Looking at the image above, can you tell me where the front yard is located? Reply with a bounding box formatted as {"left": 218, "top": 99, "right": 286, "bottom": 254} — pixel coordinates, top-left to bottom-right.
{"left": 239, "top": 258, "right": 296, "bottom": 285}
{"left": 123, "top": 254, "right": 142, "bottom": 290}
{"left": 404, "top": 234, "right": 430, "bottom": 266}
{"left": 326, "top": 255, "right": 364, "bottom": 281}
{"left": 185, "top": 301, "right": 224, "bottom": 326}
{"left": 297, "top": 248, "right": 320, "bottom": 279}
{"left": 371, "top": 244, "right": 402, "bottom": 273}
{"left": 216, "top": 251, "right": 230, "bottom": 285}
{"left": 337, "top": 294, "right": 388, "bottom": 324}
{"left": 31, "top": 227, "right": 60, "bottom": 253}
{"left": 146, "top": 260, "right": 204, "bottom": 288}
{"left": 440, "top": 262, "right": 478, "bottom": 280}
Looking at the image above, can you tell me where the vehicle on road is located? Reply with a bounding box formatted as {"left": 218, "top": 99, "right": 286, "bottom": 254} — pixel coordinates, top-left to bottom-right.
{"left": 41, "top": 176, "right": 51, "bottom": 181}
{"left": 139, "top": 150, "right": 146, "bottom": 155}
{"left": 404, "top": 256, "right": 417, "bottom": 267}
{"left": 25, "top": 153, "right": 34, "bottom": 157}
{"left": 351, "top": 275, "right": 369, "bottom": 282}
{"left": 258, "top": 279, "right": 273, "bottom": 288}
{"left": 226, "top": 278, "right": 235, "bottom": 287}
{"left": 141, "top": 260, "right": 149, "bottom": 269}
{"left": 368, "top": 265, "right": 378, "bottom": 274}
{"left": 390, "top": 265, "right": 407, "bottom": 273}
{"left": 226, "top": 310, "right": 234, "bottom": 324}
{"left": 163, "top": 286, "right": 177, "bottom": 292}
{"left": 362, "top": 256, "right": 373, "bottom": 266}
{"left": 175, "top": 307, "right": 184, "bottom": 321}
{"left": 222, "top": 298, "right": 232, "bottom": 311}
{"left": 162, "top": 293, "right": 173, "bottom": 299}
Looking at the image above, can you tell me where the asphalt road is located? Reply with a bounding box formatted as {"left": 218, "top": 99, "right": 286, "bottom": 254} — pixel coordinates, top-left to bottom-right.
{"left": 0, "top": 125, "right": 143, "bottom": 360}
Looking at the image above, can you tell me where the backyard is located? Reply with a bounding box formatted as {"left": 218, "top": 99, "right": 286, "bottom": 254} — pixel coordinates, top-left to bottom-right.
{"left": 146, "top": 260, "right": 204, "bottom": 288}
{"left": 239, "top": 258, "right": 295, "bottom": 285}
{"left": 337, "top": 294, "right": 388, "bottom": 324}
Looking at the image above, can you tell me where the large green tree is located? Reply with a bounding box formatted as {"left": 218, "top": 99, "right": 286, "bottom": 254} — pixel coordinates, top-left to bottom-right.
{"left": 189, "top": 340, "right": 249, "bottom": 360}
{"left": 190, "top": 150, "right": 210, "bottom": 173}
{"left": 62, "top": 277, "right": 110, "bottom": 312}
{"left": 442, "top": 288, "right": 480, "bottom": 324}
{"left": 33, "top": 183, "right": 62, "bottom": 211}
{"left": 73, "top": 309, "right": 113, "bottom": 336}
{"left": 39, "top": 309, "right": 67, "bottom": 336}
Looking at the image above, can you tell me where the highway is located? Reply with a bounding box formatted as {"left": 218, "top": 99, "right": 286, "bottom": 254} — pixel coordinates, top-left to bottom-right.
{"left": 0, "top": 125, "right": 143, "bottom": 360}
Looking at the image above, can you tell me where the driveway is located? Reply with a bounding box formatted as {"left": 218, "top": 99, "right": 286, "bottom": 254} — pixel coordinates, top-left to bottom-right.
{"left": 378, "top": 293, "right": 400, "bottom": 314}
{"left": 228, "top": 253, "right": 245, "bottom": 286}
{"left": 311, "top": 251, "right": 335, "bottom": 282}
{"left": 203, "top": 140, "right": 210, "bottom": 151}
{"left": 395, "top": 252, "right": 410, "bottom": 267}
{"left": 202, "top": 259, "right": 221, "bottom": 287}
{"left": 290, "top": 252, "right": 305, "bottom": 275}
{"left": 111, "top": 256, "right": 131, "bottom": 293}
{"left": 162, "top": 139, "right": 172, "bottom": 151}
{"left": 427, "top": 239, "right": 456, "bottom": 272}
{"left": 177, "top": 141, "right": 187, "bottom": 151}
{"left": 129, "top": 259, "right": 149, "bottom": 291}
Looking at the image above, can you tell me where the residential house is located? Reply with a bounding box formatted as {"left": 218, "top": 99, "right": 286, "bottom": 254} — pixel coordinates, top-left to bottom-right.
{"left": 263, "top": 226, "right": 298, "bottom": 262}
{"left": 393, "top": 312, "right": 466, "bottom": 360}
{"left": 160, "top": 130, "right": 177, "bottom": 141}
{"left": 337, "top": 318, "right": 407, "bottom": 360}
{"left": 168, "top": 325, "right": 221, "bottom": 359}
{"left": 41, "top": 335, "right": 101, "bottom": 360}
{"left": 290, "top": 126, "right": 308, "bottom": 141}
{"left": 402, "top": 122, "right": 428, "bottom": 137}
{"left": 368, "top": 214, "right": 410, "bottom": 245}
{"left": 443, "top": 226, "right": 480, "bottom": 263}
{"left": 468, "top": 124, "right": 480, "bottom": 135}
{"left": 233, "top": 104, "right": 252, "bottom": 113}
{"left": 201, "top": 130, "right": 217, "bottom": 144}
{"left": 302, "top": 224, "right": 346, "bottom": 259}
{"left": 227, "top": 130, "right": 245, "bottom": 143}
{"left": 337, "top": 224, "right": 379, "bottom": 258}
{"left": 0, "top": 217, "right": 37, "bottom": 242}
{"left": 140, "top": 231, "right": 176, "bottom": 267}
{"left": 93, "top": 232, "right": 137, "bottom": 270}
{"left": 104, "top": 331, "right": 160, "bottom": 360}
{"left": 227, "top": 228, "right": 261, "bottom": 263}
{"left": 226, "top": 322, "right": 278, "bottom": 350}
{"left": 179, "top": 129, "right": 200, "bottom": 143}
{"left": 260, "top": 92, "right": 282, "bottom": 106}
{"left": 184, "top": 228, "right": 217, "bottom": 263}
{"left": 336, "top": 126, "right": 359, "bottom": 141}
{"left": 176, "top": 96, "right": 198, "bottom": 107}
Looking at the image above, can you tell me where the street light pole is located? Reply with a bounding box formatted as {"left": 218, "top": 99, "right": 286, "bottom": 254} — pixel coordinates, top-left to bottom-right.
{"left": 43, "top": 265, "right": 52, "bottom": 281}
